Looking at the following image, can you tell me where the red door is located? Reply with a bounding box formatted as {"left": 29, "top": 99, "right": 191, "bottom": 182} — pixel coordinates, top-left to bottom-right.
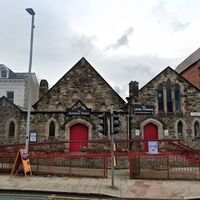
{"left": 144, "top": 123, "right": 158, "bottom": 152}
{"left": 70, "top": 123, "right": 88, "bottom": 152}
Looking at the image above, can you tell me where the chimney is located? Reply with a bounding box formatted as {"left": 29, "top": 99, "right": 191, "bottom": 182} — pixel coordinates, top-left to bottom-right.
{"left": 39, "top": 79, "right": 48, "bottom": 99}
{"left": 129, "top": 81, "right": 139, "bottom": 97}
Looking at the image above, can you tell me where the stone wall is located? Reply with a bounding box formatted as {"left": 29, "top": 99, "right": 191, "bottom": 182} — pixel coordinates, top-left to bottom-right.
{"left": 128, "top": 67, "right": 200, "bottom": 150}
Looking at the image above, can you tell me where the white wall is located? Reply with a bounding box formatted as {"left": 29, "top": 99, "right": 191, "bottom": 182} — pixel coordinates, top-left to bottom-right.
{"left": 0, "top": 79, "right": 25, "bottom": 107}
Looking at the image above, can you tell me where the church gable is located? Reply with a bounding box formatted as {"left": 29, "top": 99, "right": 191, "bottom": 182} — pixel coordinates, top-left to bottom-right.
{"left": 132, "top": 67, "right": 199, "bottom": 100}
{"left": 0, "top": 96, "right": 23, "bottom": 112}
{"left": 33, "top": 57, "right": 125, "bottom": 111}
{"left": 130, "top": 66, "right": 200, "bottom": 114}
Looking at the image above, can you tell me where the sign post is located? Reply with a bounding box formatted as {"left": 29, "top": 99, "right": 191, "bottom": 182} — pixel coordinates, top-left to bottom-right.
{"left": 110, "top": 106, "right": 115, "bottom": 189}
{"left": 10, "top": 149, "right": 32, "bottom": 178}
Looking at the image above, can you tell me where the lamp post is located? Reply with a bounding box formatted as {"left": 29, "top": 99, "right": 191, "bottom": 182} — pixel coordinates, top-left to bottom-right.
{"left": 25, "top": 8, "right": 35, "bottom": 152}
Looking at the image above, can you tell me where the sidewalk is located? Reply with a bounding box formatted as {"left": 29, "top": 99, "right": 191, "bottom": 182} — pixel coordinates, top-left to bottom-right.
{"left": 0, "top": 171, "right": 200, "bottom": 199}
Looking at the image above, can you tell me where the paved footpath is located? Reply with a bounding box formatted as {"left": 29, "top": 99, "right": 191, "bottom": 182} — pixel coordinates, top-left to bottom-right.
{"left": 0, "top": 173, "right": 200, "bottom": 199}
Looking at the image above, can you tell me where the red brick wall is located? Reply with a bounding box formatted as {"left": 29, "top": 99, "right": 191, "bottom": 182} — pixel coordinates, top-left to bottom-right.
{"left": 181, "top": 62, "right": 200, "bottom": 89}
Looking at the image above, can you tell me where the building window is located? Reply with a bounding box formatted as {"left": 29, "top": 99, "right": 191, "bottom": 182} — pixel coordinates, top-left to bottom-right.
{"left": 100, "top": 104, "right": 107, "bottom": 111}
{"left": 7, "top": 91, "right": 14, "bottom": 103}
{"left": 49, "top": 121, "right": 55, "bottom": 137}
{"left": 178, "top": 121, "right": 183, "bottom": 137}
{"left": 9, "top": 121, "right": 15, "bottom": 137}
{"left": 1, "top": 69, "right": 7, "bottom": 78}
{"left": 194, "top": 121, "right": 200, "bottom": 138}
{"left": 158, "top": 84, "right": 164, "bottom": 112}
{"left": 57, "top": 103, "right": 64, "bottom": 111}
{"left": 72, "top": 91, "right": 79, "bottom": 103}
{"left": 166, "top": 80, "right": 173, "bottom": 112}
{"left": 157, "top": 81, "right": 181, "bottom": 114}
{"left": 175, "top": 84, "right": 181, "bottom": 112}
{"left": 86, "top": 92, "right": 93, "bottom": 109}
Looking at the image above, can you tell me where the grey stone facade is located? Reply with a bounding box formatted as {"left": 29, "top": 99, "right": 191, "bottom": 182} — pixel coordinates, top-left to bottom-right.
{"left": 0, "top": 58, "right": 126, "bottom": 145}
{"left": 0, "top": 58, "right": 200, "bottom": 150}
{"left": 127, "top": 67, "right": 200, "bottom": 150}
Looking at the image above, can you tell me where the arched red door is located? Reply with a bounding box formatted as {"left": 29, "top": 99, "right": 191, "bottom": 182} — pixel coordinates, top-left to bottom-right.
{"left": 70, "top": 123, "right": 88, "bottom": 152}
{"left": 144, "top": 123, "right": 158, "bottom": 152}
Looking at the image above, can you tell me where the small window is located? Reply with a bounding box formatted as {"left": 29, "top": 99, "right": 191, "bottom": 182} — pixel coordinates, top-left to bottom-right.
{"left": 178, "top": 121, "right": 183, "bottom": 137}
{"left": 100, "top": 104, "right": 107, "bottom": 111}
{"left": 158, "top": 84, "right": 164, "bottom": 112}
{"left": 57, "top": 103, "right": 64, "bottom": 111}
{"left": 86, "top": 92, "right": 93, "bottom": 109}
{"left": 49, "top": 121, "right": 55, "bottom": 137}
{"left": 72, "top": 92, "right": 79, "bottom": 103}
{"left": 9, "top": 121, "right": 15, "bottom": 137}
{"left": 7, "top": 91, "right": 14, "bottom": 103}
{"left": 194, "top": 121, "right": 200, "bottom": 138}
{"left": 1, "top": 69, "right": 7, "bottom": 78}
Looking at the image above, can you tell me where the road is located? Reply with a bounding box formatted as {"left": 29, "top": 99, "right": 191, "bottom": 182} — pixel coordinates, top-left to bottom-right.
{"left": 0, "top": 192, "right": 114, "bottom": 200}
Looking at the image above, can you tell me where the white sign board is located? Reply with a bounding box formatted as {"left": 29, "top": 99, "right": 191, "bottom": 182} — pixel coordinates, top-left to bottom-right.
{"left": 191, "top": 112, "right": 200, "bottom": 117}
{"left": 30, "top": 132, "right": 37, "bottom": 142}
{"left": 148, "top": 141, "right": 158, "bottom": 154}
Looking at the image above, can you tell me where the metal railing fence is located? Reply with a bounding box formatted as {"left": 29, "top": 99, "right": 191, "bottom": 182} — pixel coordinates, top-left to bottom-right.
{"left": 0, "top": 139, "right": 199, "bottom": 180}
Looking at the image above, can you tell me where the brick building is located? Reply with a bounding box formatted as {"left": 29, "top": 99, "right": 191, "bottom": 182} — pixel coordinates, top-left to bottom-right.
{"left": 176, "top": 47, "right": 200, "bottom": 89}
{"left": 0, "top": 57, "right": 200, "bottom": 150}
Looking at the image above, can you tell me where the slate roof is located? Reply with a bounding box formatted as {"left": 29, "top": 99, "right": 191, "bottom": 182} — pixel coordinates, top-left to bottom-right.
{"left": 175, "top": 47, "right": 200, "bottom": 73}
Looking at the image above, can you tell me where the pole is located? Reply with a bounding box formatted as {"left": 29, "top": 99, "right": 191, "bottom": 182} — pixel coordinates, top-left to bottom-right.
{"left": 127, "top": 115, "right": 130, "bottom": 150}
{"left": 110, "top": 106, "right": 115, "bottom": 189}
{"left": 25, "top": 10, "right": 35, "bottom": 152}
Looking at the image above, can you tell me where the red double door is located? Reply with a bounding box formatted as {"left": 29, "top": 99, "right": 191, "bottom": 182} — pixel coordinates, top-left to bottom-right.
{"left": 70, "top": 123, "right": 88, "bottom": 152}
{"left": 143, "top": 123, "right": 158, "bottom": 152}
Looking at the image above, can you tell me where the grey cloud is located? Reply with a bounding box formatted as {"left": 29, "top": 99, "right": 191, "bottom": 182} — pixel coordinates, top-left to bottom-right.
{"left": 172, "top": 18, "right": 190, "bottom": 31}
{"left": 92, "top": 52, "right": 180, "bottom": 100}
{"left": 151, "top": 0, "right": 166, "bottom": 24}
{"left": 106, "top": 27, "right": 134, "bottom": 50}
{"left": 70, "top": 34, "right": 96, "bottom": 56}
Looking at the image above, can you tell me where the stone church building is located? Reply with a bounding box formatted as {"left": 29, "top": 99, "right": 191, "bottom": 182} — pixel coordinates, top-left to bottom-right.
{"left": 0, "top": 57, "right": 200, "bottom": 150}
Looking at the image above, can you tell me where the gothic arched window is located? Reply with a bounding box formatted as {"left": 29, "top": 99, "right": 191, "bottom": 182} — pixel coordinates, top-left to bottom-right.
{"left": 86, "top": 92, "right": 93, "bottom": 109}
{"left": 57, "top": 103, "right": 64, "bottom": 111}
{"left": 9, "top": 121, "right": 15, "bottom": 137}
{"left": 194, "top": 121, "right": 200, "bottom": 138}
{"left": 49, "top": 121, "right": 55, "bottom": 137}
{"left": 100, "top": 104, "right": 107, "bottom": 111}
{"left": 178, "top": 121, "right": 183, "bottom": 137}
{"left": 72, "top": 91, "right": 79, "bottom": 103}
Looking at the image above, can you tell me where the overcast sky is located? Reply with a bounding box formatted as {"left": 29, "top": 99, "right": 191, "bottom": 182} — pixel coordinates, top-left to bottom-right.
{"left": 1, "top": 0, "right": 200, "bottom": 99}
